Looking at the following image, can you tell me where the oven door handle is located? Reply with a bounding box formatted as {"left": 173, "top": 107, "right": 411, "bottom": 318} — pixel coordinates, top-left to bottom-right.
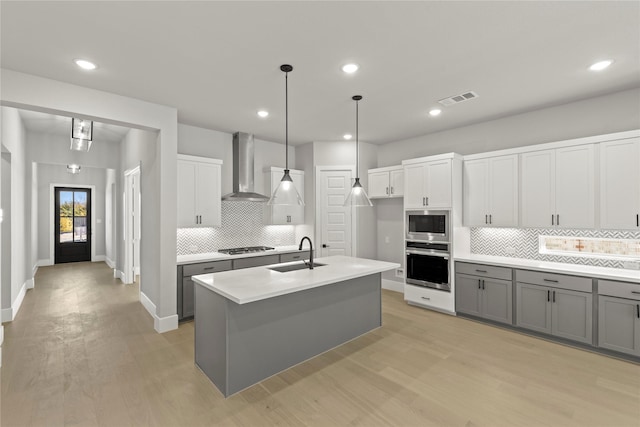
{"left": 406, "top": 250, "right": 449, "bottom": 259}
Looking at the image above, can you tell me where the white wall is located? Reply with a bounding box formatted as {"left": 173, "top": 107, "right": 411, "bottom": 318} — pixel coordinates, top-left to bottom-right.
{"left": 2, "top": 69, "right": 178, "bottom": 332}
{"left": 105, "top": 168, "right": 116, "bottom": 267}
{"left": 26, "top": 131, "right": 120, "bottom": 170}
{"left": 0, "top": 106, "right": 29, "bottom": 321}
{"left": 35, "top": 164, "right": 107, "bottom": 262}
{"left": 294, "top": 142, "right": 315, "bottom": 242}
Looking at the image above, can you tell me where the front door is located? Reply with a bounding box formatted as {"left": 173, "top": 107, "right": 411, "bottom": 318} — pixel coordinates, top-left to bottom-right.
{"left": 55, "top": 187, "right": 91, "bottom": 264}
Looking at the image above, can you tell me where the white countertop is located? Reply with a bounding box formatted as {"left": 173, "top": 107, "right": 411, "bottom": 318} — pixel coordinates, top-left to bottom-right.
{"left": 177, "top": 245, "right": 302, "bottom": 265}
{"left": 455, "top": 254, "right": 640, "bottom": 283}
{"left": 192, "top": 255, "right": 400, "bottom": 304}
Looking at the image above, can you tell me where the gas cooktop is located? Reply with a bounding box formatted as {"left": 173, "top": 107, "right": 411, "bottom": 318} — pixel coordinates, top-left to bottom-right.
{"left": 218, "top": 246, "right": 275, "bottom": 255}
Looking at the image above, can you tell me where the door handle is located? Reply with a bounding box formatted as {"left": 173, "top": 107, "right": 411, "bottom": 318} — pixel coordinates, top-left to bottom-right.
{"left": 322, "top": 244, "right": 329, "bottom": 248}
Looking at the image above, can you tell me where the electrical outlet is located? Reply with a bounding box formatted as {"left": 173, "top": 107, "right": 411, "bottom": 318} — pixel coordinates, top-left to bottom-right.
{"left": 505, "top": 247, "right": 516, "bottom": 255}
{"left": 622, "top": 260, "right": 640, "bottom": 270}
{"left": 395, "top": 268, "right": 404, "bottom": 278}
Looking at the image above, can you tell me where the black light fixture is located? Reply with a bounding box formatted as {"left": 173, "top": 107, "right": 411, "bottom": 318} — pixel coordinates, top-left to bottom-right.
{"left": 70, "top": 118, "right": 93, "bottom": 151}
{"left": 344, "top": 95, "right": 372, "bottom": 207}
{"left": 267, "top": 64, "right": 304, "bottom": 206}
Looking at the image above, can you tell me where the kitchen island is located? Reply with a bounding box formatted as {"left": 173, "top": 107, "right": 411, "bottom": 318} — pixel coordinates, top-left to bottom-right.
{"left": 192, "top": 255, "right": 399, "bottom": 397}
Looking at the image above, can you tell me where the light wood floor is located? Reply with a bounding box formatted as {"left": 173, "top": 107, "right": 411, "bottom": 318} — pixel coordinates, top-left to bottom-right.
{"left": 1, "top": 262, "right": 639, "bottom": 426}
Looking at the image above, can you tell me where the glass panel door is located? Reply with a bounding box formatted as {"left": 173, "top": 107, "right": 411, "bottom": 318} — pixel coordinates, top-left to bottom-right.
{"left": 55, "top": 187, "right": 91, "bottom": 263}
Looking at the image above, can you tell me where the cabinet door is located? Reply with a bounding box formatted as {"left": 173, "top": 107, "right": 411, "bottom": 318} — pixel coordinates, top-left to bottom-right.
{"left": 516, "top": 282, "right": 552, "bottom": 334}
{"left": 463, "top": 159, "right": 489, "bottom": 226}
{"left": 196, "top": 162, "right": 222, "bottom": 227}
{"left": 521, "top": 150, "right": 555, "bottom": 228}
{"left": 389, "top": 169, "right": 404, "bottom": 197}
{"left": 177, "top": 161, "right": 197, "bottom": 227}
{"left": 488, "top": 155, "right": 518, "bottom": 227}
{"left": 368, "top": 171, "right": 390, "bottom": 198}
{"left": 551, "top": 288, "right": 592, "bottom": 344}
{"left": 404, "top": 164, "right": 426, "bottom": 208}
{"left": 600, "top": 138, "right": 640, "bottom": 230}
{"left": 555, "top": 145, "right": 595, "bottom": 229}
{"left": 598, "top": 296, "right": 640, "bottom": 356}
{"left": 455, "top": 274, "right": 482, "bottom": 316}
{"left": 482, "top": 277, "right": 513, "bottom": 325}
{"left": 182, "top": 277, "right": 194, "bottom": 318}
{"left": 425, "top": 160, "right": 451, "bottom": 208}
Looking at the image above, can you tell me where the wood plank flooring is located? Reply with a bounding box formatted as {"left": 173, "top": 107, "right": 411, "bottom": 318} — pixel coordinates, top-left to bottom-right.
{"left": 1, "top": 261, "right": 639, "bottom": 426}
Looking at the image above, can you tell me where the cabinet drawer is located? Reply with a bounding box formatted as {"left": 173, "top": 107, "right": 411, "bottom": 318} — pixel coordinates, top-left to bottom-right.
{"left": 456, "top": 262, "right": 512, "bottom": 281}
{"left": 183, "top": 260, "right": 232, "bottom": 277}
{"left": 279, "top": 251, "right": 308, "bottom": 263}
{"left": 233, "top": 254, "right": 280, "bottom": 270}
{"left": 404, "top": 284, "right": 452, "bottom": 312}
{"left": 515, "top": 269, "right": 592, "bottom": 293}
{"left": 598, "top": 280, "right": 640, "bottom": 301}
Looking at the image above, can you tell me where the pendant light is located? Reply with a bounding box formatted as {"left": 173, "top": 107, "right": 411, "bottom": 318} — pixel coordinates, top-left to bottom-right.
{"left": 344, "top": 95, "right": 373, "bottom": 207}
{"left": 267, "top": 64, "right": 304, "bottom": 206}
{"left": 70, "top": 118, "right": 93, "bottom": 152}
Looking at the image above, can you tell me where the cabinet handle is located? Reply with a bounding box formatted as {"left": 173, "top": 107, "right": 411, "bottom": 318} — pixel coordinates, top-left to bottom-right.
{"left": 489, "top": 214, "right": 492, "bottom": 224}
{"left": 386, "top": 187, "right": 389, "bottom": 195}
{"left": 485, "top": 215, "right": 488, "bottom": 224}
{"left": 637, "top": 304, "right": 639, "bottom": 319}
{"left": 196, "top": 215, "right": 198, "bottom": 224}
{"left": 478, "top": 279, "right": 482, "bottom": 290}
{"left": 421, "top": 296, "right": 431, "bottom": 301}
{"left": 637, "top": 214, "right": 639, "bottom": 227}
{"left": 543, "top": 279, "right": 559, "bottom": 283}
{"left": 291, "top": 255, "right": 301, "bottom": 259}
{"left": 551, "top": 215, "right": 554, "bottom": 226}
{"left": 556, "top": 214, "right": 560, "bottom": 226}
{"left": 553, "top": 290, "right": 556, "bottom": 303}
{"left": 547, "top": 290, "right": 550, "bottom": 302}
{"left": 631, "top": 291, "right": 640, "bottom": 295}
{"left": 475, "top": 269, "right": 487, "bottom": 273}
{"left": 203, "top": 267, "right": 214, "bottom": 271}
{"left": 426, "top": 197, "right": 429, "bottom": 206}
{"left": 390, "top": 186, "right": 394, "bottom": 194}
{"left": 422, "top": 197, "right": 426, "bottom": 206}
{"left": 482, "top": 280, "right": 485, "bottom": 290}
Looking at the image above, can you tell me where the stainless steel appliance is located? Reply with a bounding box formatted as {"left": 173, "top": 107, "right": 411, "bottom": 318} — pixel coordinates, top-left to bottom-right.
{"left": 405, "top": 240, "right": 450, "bottom": 291}
{"left": 218, "top": 246, "right": 275, "bottom": 255}
{"left": 406, "top": 210, "right": 449, "bottom": 242}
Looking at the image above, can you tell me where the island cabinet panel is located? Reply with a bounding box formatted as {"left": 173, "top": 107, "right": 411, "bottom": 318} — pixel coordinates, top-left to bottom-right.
{"left": 195, "top": 273, "right": 382, "bottom": 397}
{"left": 232, "top": 254, "right": 279, "bottom": 269}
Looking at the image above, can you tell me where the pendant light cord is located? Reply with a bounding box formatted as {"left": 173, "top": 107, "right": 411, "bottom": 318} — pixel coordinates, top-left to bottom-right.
{"left": 285, "top": 70, "right": 289, "bottom": 170}
{"left": 355, "top": 99, "right": 359, "bottom": 178}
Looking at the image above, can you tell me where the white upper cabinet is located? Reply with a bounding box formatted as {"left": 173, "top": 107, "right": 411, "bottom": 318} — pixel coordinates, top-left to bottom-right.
{"left": 368, "top": 166, "right": 404, "bottom": 199}
{"left": 404, "top": 158, "right": 452, "bottom": 209}
{"left": 177, "top": 155, "right": 222, "bottom": 227}
{"left": 521, "top": 145, "right": 594, "bottom": 229}
{"left": 464, "top": 155, "right": 518, "bottom": 227}
{"left": 264, "top": 167, "right": 305, "bottom": 225}
{"left": 600, "top": 138, "right": 640, "bottom": 230}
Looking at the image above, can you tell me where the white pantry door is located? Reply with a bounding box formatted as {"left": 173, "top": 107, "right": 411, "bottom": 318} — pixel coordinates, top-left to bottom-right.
{"left": 317, "top": 168, "right": 353, "bottom": 258}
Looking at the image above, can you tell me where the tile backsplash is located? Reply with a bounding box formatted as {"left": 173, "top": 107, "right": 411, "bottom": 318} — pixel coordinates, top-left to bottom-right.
{"left": 471, "top": 228, "right": 640, "bottom": 269}
{"left": 177, "top": 201, "right": 296, "bottom": 255}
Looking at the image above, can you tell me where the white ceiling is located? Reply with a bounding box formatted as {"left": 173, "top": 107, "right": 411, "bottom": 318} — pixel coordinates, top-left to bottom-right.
{"left": 2, "top": 1, "right": 639, "bottom": 145}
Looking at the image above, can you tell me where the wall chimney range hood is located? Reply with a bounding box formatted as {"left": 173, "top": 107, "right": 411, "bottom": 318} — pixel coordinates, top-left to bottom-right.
{"left": 222, "top": 132, "right": 269, "bottom": 202}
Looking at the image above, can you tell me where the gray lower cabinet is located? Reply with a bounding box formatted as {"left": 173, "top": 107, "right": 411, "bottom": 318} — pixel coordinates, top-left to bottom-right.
{"left": 597, "top": 280, "right": 640, "bottom": 357}
{"left": 233, "top": 254, "right": 280, "bottom": 269}
{"left": 516, "top": 270, "right": 593, "bottom": 345}
{"left": 455, "top": 262, "right": 512, "bottom": 324}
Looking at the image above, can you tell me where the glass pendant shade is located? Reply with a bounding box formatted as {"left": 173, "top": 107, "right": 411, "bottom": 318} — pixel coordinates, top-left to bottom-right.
{"left": 267, "top": 64, "right": 304, "bottom": 206}
{"left": 345, "top": 177, "right": 373, "bottom": 207}
{"left": 268, "top": 169, "right": 305, "bottom": 206}
{"left": 70, "top": 138, "right": 92, "bottom": 152}
{"left": 70, "top": 118, "right": 93, "bottom": 151}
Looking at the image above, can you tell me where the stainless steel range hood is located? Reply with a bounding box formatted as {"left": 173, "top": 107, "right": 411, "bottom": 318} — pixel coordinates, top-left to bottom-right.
{"left": 222, "top": 132, "right": 269, "bottom": 202}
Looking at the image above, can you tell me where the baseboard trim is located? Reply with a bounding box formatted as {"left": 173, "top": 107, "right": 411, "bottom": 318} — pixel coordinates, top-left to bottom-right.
{"left": 2, "top": 280, "right": 29, "bottom": 322}
{"left": 37, "top": 259, "right": 52, "bottom": 267}
{"left": 139, "top": 291, "right": 178, "bottom": 333}
{"left": 1, "top": 309, "right": 11, "bottom": 323}
{"left": 134, "top": 266, "right": 140, "bottom": 276}
{"left": 115, "top": 270, "right": 125, "bottom": 283}
{"left": 32, "top": 263, "right": 38, "bottom": 277}
{"left": 105, "top": 257, "right": 115, "bottom": 269}
{"left": 382, "top": 279, "right": 404, "bottom": 293}
{"left": 94, "top": 255, "right": 106, "bottom": 262}
{"left": 26, "top": 278, "right": 35, "bottom": 290}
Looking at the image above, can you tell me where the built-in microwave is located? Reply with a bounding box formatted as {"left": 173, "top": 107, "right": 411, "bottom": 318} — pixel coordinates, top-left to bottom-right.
{"left": 406, "top": 210, "right": 449, "bottom": 242}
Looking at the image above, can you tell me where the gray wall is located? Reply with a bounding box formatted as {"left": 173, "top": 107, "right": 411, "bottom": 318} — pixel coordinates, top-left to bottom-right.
{"left": 373, "top": 87, "right": 640, "bottom": 283}
{"left": 36, "top": 163, "right": 107, "bottom": 261}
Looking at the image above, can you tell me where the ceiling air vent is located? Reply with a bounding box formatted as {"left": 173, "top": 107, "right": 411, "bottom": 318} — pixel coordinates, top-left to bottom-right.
{"left": 438, "top": 91, "right": 479, "bottom": 107}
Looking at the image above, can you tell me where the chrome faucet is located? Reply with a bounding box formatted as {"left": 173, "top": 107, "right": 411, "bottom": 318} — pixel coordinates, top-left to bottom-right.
{"left": 298, "top": 236, "right": 314, "bottom": 269}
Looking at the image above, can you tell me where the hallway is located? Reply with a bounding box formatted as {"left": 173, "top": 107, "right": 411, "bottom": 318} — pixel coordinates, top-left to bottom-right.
{"left": 1, "top": 262, "right": 639, "bottom": 426}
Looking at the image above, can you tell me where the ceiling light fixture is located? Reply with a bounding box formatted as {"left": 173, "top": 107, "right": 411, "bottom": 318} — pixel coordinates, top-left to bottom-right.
{"left": 589, "top": 60, "right": 613, "bottom": 71}
{"left": 343, "top": 134, "right": 353, "bottom": 140}
{"left": 344, "top": 95, "right": 372, "bottom": 207}
{"left": 67, "top": 164, "right": 81, "bottom": 174}
{"left": 70, "top": 118, "right": 93, "bottom": 151}
{"left": 267, "top": 65, "right": 304, "bottom": 207}
{"left": 342, "top": 63, "right": 359, "bottom": 74}
{"left": 74, "top": 59, "right": 97, "bottom": 70}
{"left": 257, "top": 110, "right": 269, "bottom": 118}
{"left": 429, "top": 108, "right": 442, "bottom": 117}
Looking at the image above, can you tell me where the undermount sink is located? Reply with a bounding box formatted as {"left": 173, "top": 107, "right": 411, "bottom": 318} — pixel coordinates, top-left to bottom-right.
{"left": 268, "top": 262, "right": 326, "bottom": 273}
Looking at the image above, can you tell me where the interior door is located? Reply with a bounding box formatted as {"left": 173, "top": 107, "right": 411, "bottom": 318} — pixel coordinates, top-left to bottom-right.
{"left": 318, "top": 169, "right": 352, "bottom": 257}
{"left": 55, "top": 187, "right": 91, "bottom": 263}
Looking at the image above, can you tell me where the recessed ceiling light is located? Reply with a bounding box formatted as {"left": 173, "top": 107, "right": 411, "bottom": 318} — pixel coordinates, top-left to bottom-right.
{"left": 589, "top": 60, "right": 613, "bottom": 71}
{"left": 257, "top": 110, "right": 269, "bottom": 118}
{"left": 74, "top": 59, "right": 97, "bottom": 70}
{"left": 343, "top": 134, "right": 353, "bottom": 140}
{"left": 429, "top": 109, "right": 442, "bottom": 117}
{"left": 342, "top": 63, "right": 359, "bottom": 74}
